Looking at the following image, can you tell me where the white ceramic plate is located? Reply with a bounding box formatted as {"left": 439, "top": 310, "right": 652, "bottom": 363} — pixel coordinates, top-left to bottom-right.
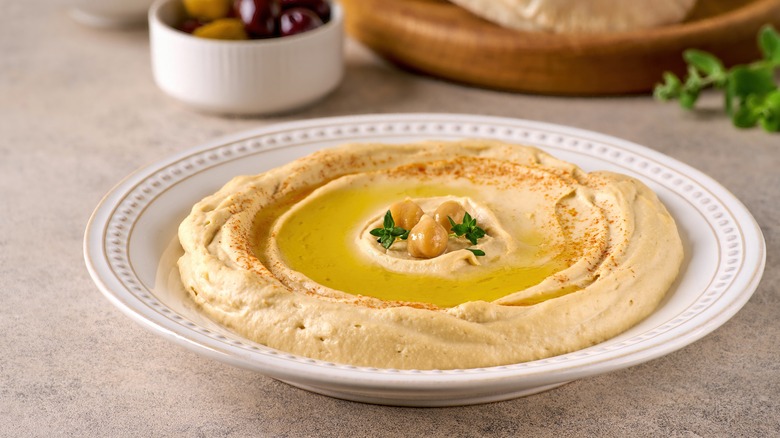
{"left": 84, "top": 114, "right": 765, "bottom": 406}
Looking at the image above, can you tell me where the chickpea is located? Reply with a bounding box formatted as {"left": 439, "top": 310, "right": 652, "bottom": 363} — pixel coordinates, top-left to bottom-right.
{"left": 389, "top": 200, "right": 424, "bottom": 230}
{"left": 407, "top": 215, "right": 449, "bottom": 259}
{"left": 433, "top": 201, "right": 467, "bottom": 232}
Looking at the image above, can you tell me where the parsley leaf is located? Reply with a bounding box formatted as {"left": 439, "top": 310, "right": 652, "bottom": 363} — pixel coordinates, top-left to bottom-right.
{"left": 759, "top": 24, "right": 780, "bottom": 64}
{"left": 654, "top": 24, "right": 780, "bottom": 133}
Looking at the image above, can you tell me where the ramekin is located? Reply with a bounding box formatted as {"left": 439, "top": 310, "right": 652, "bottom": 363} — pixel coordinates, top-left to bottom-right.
{"left": 149, "top": 0, "right": 344, "bottom": 115}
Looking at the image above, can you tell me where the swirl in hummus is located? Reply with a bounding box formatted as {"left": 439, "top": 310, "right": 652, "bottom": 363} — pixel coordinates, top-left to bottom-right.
{"left": 177, "top": 140, "right": 683, "bottom": 370}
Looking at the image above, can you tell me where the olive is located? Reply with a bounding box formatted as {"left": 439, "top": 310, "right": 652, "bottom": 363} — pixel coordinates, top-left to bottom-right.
{"left": 389, "top": 200, "right": 424, "bottom": 230}
{"left": 433, "top": 201, "right": 466, "bottom": 232}
{"left": 178, "top": 18, "right": 205, "bottom": 34}
{"left": 234, "top": 0, "right": 281, "bottom": 38}
{"left": 192, "top": 18, "right": 249, "bottom": 40}
{"left": 281, "top": 0, "right": 331, "bottom": 22}
{"left": 407, "top": 215, "right": 449, "bottom": 259}
{"left": 183, "top": 0, "right": 232, "bottom": 21}
{"left": 280, "top": 7, "right": 324, "bottom": 36}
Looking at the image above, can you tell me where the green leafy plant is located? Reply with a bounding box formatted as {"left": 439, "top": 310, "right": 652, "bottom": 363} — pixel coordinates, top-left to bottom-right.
{"left": 369, "top": 210, "right": 409, "bottom": 250}
{"left": 654, "top": 24, "right": 780, "bottom": 132}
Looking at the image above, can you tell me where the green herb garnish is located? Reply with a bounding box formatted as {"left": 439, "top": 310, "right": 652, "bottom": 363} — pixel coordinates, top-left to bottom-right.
{"left": 466, "top": 248, "right": 486, "bottom": 257}
{"left": 448, "top": 212, "right": 486, "bottom": 245}
{"left": 369, "top": 210, "right": 409, "bottom": 250}
{"left": 654, "top": 24, "right": 780, "bottom": 132}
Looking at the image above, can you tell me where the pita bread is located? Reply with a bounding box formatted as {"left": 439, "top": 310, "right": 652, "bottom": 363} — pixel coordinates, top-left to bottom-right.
{"left": 450, "top": 0, "right": 697, "bottom": 33}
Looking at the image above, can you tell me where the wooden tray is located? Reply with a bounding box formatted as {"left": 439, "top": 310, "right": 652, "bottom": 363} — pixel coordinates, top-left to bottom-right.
{"left": 341, "top": 0, "right": 780, "bottom": 95}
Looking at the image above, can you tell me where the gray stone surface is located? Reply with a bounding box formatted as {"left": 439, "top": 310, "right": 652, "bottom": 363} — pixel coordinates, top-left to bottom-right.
{"left": 2, "top": 2, "right": 778, "bottom": 436}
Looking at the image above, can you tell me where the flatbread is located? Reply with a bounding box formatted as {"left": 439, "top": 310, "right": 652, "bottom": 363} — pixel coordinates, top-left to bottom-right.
{"left": 450, "top": 0, "right": 697, "bottom": 33}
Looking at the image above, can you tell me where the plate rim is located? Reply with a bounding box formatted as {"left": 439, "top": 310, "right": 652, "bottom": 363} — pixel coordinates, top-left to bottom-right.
{"left": 83, "top": 113, "right": 766, "bottom": 393}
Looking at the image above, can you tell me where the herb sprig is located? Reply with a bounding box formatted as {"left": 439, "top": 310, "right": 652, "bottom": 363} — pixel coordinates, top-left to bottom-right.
{"left": 654, "top": 25, "right": 780, "bottom": 132}
{"left": 369, "top": 210, "right": 409, "bottom": 250}
{"left": 448, "top": 213, "right": 486, "bottom": 256}
{"left": 448, "top": 212, "right": 486, "bottom": 245}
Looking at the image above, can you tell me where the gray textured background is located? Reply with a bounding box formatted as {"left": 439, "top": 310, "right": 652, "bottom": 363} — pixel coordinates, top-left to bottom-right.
{"left": 1, "top": 2, "right": 778, "bottom": 436}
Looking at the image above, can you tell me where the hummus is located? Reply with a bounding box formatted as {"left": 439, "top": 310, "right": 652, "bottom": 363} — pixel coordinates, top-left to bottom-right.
{"left": 178, "top": 140, "right": 683, "bottom": 369}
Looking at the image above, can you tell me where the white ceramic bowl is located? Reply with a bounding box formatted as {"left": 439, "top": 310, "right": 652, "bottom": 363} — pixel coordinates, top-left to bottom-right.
{"left": 149, "top": 0, "right": 344, "bottom": 115}
{"left": 70, "top": 0, "right": 155, "bottom": 27}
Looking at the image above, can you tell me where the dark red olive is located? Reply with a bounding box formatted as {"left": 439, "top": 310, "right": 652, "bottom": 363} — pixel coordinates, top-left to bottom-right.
{"left": 280, "top": 7, "right": 324, "bottom": 36}
{"left": 234, "top": 0, "right": 281, "bottom": 38}
{"left": 178, "top": 18, "right": 204, "bottom": 34}
{"left": 281, "top": 0, "right": 330, "bottom": 22}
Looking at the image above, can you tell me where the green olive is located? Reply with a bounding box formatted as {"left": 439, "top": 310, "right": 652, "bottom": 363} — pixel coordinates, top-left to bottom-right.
{"left": 183, "top": 0, "right": 232, "bottom": 21}
{"left": 407, "top": 215, "right": 449, "bottom": 259}
{"left": 389, "top": 200, "right": 424, "bottom": 230}
{"left": 433, "top": 201, "right": 466, "bottom": 232}
{"left": 192, "top": 18, "right": 248, "bottom": 40}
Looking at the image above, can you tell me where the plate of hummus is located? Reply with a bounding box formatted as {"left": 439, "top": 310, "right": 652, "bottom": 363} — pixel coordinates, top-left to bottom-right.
{"left": 84, "top": 114, "right": 765, "bottom": 406}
